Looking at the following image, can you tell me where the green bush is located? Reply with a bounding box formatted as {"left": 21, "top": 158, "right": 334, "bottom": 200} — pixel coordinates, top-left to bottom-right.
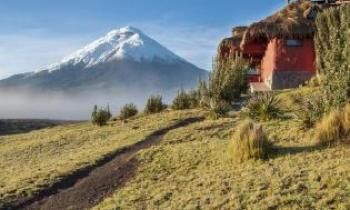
{"left": 246, "top": 92, "right": 281, "bottom": 121}
{"left": 145, "top": 95, "right": 166, "bottom": 114}
{"left": 119, "top": 103, "right": 138, "bottom": 120}
{"left": 209, "top": 53, "right": 249, "bottom": 106}
{"left": 172, "top": 89, "right": 191, "bottom": 110}
{"left": 315, "top": 5, "right": 350, "bottom": 110}
{"left": 198, "top": 80, "right": 210, "bottom": 108}
{"left": 91, "top": 105, "right": 112, "bottom": 126}
{"left": 171, "top": 81, "right": 209, "bottom": 111}
{"left": 187, "top": 89, "right": 201, "bottom": 109}
{"left": 228, "top": 120, "right": 270, "bottom": 163}
{"left": 294, "top": 92, "right": 326, "bottom": 128}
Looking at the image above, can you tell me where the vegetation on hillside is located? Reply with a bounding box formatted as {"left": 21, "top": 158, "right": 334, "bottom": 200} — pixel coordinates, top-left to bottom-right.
{"left": 144, "top": 95, "right": 167, "bottom": 114}
{"left": 228, "top": 120, "right": 270, "bottom": 163}
{"left": 119, "top": 103, "right": 138, "bottom": 120}
{"left": 314, "top": 104, "right": 350, "bottom": 146}
{"left": 93, "top": 93, "right": 350, "bottom": 209}
{"left": 3, "top": 4, "right": 350, "bottom": 210}
{"left": 315, "top": 4, "right": 350, "bottom": 109}
{"left": 209, "top": 54, "right": 249, "bottom": 106}
{"left": 91, "top": 105, "right": 112, "bottom": 126}
{"left": 171, "top": 89, "right": 201, "bottom": 110}
{"left": 0, "top": 110, "right": 203, "bottom": 206}
{"left": 245, "top": 92, "right": 282, "bottom": 121}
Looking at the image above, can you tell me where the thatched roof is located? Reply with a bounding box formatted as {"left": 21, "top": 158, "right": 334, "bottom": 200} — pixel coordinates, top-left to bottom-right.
{"left": 218, "top": 26, "right": 247, "bottom": 57}
{"left": 241, "top": 0, "right": 321, "bottom": 47}
{"left": 232, "top": 26, "right": 248, "bottom": 38}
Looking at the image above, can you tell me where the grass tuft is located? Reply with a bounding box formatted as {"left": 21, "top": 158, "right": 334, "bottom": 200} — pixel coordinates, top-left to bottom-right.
{"left": 228, "top": 120, "right": 270, "bottom": 163}
{"left": 314, "top": 104, "right": 350, "bottom": 146}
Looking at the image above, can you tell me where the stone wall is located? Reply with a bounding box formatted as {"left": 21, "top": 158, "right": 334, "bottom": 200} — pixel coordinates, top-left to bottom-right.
{"left": 265, "top": 71, "right": 314, "bottom": 90}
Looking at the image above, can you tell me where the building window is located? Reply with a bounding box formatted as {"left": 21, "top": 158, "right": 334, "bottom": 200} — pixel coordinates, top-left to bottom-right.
{"left": 286, "top": 39, "right": 303, "bottom": 47}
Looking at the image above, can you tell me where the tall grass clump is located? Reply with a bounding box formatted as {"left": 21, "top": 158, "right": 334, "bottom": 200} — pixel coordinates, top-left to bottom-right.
{"left": 119, "top": 103, "right": 138, "bottom": 120}
{"left": 144, "top": 95, "right": 166, "bottom": 114}
{"left": 91, "top": 105, "right": 112, "bottom": 126}
{"left": 246, "top": 92, "right": 281, "bottom": 121}
{"left": 228, "top": 120, "right": 270, "bottom": 163}
{"left": 314, "top": 104, "right": 350, "bottom": 146}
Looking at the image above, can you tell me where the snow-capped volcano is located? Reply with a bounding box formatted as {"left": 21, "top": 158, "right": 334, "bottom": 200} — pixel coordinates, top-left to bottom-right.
{"left": 47, "top": 26, "right": 184, "bottom": 71}
{"left": 0, "top": 26, "right": 207, "bottom": 94}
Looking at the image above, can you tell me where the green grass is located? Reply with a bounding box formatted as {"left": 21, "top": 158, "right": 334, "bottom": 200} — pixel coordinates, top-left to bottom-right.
{"left": 93, "top": 90, "right": 350, "bottom": 209}
{"left": 0, "top": 110, "right": 203, "bottom": 205}
{"left": 2, "top": 88, "right": 350, "bottom": 209}
{"left": 275, "top": 87, "right": 317, "bottom": 112}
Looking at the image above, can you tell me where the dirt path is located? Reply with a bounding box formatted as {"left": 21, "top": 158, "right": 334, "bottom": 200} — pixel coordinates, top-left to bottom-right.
{"left": 11, "top": 117, "right": 203, "bottom": 210}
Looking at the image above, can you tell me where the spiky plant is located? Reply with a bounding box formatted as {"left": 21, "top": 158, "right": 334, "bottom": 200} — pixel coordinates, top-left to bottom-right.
{"left": 246, "top": 92, "right": 282, "bottom": 121}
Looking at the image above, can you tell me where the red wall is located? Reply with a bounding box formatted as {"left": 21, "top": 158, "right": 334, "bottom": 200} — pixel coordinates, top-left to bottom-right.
{"left": 261, "top": 38, "right": 316, "bottom": 83}
{"left": 242, "top": 41, "right": 267, "bottom": 56}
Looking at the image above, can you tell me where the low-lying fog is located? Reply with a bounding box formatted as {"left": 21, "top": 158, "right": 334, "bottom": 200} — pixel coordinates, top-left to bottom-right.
{"left": 0, "top": 89, "right": 177, "bottom": 120}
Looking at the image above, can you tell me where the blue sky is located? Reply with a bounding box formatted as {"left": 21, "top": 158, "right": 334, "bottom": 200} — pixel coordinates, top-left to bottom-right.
{"left": 0, "top": 0, "right": 285, "bottom": 79}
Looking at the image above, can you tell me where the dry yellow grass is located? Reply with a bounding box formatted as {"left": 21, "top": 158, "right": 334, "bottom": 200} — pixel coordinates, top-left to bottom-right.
{"left": 0, "top": 110, "right": 203, "bottom": 205}
{"left": 342, "top": 103, "right": 350, "bottom": 135}
{"left": 93, "top": 115, "right": 350, "bottom": 210}
{"left": 228, "top": 120, "right": 269, "bottom": 163}
{"left": 314, "top": 104, "right": 350, "bottom": 146}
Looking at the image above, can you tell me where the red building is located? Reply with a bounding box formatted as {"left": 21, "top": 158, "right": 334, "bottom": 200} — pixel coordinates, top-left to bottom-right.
{"left": 218, "top": 0, "right": 322, "bottom": 91}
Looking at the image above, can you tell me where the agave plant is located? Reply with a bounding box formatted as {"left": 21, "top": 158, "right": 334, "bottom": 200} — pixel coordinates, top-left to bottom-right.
{"left": 246, "top": 92, "right": 282, "bottom": 121}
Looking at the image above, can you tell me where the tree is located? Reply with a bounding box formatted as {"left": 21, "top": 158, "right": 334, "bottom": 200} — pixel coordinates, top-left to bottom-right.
{"left": 314, "top": 5, "right": 350, "bottom": 110}
{"left": 119, "top": 103, "right": 138, "bottom": 120}
{"left": 91, "top": 105, "right": 111, "bottom": 126}
{"left": 198, "top": 80, "right": 210, "bottom": 108}
{"left": 144, "top": 95, "right": 166, "bottom": 114}
{"left": 172, "top": 89, "right": 191, "bottom": 110}
{"left": 209, "top": 53, "right": 249, "bottom": 107}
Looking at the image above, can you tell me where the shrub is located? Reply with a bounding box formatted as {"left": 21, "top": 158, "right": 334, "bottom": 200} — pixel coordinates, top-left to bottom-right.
{"left": 198, "top": 80, "right": 210, "bottom": 108}
{"left": 145, "top": 95, "right": 166, "bottom": 114}
{"left": 119, "top": 103, "right": 138, "bottom": 120}
{"left": 187, "top": 89, "right": 200, "bottom": 109}
{"left": 209, "top": 53, "right": 249, "bottom": 107}
{"left": 314, "top": 104, "right": 350, "bottom": 146}
{"left": 315, "top": 5, "right": 350, "bottom": 109}
{"left": 172, "top": 89, "right": 191, "bottom": 110}
{"left": 208, "top": 99, "right": 231, "bottom": 119}
{"left": 246, "top": 92, "right": 281, "bottom": 121}
{"left": 295, "top": 92, "right": 326, "bottom": 128}
{"left": 91, "top": 105, "right": 111, "bottom": 126}
{"left": 228, "top": 120, "right": 270, "bottom": 163}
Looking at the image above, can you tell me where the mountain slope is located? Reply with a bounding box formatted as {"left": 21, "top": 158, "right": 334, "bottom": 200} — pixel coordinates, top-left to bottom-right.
{"left": 0, "top": 26, "right": 207, "bottom": 93}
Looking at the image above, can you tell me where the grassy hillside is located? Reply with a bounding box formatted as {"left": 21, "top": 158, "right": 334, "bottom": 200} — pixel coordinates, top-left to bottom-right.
{"left": 0, "top": 110, "right": 203, "bottom": 206}
{"left": 1, "top": 88, "right": 350, "bottom": 209}
{"left": 93, "top": 89, "right": 350, "bottom": 210}
{"left": 0, "top": 119, "right": 73, "bottom": 136}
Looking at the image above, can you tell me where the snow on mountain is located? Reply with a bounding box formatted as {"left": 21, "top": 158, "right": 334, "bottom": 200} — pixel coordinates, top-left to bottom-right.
{"left": 46, "top": 26, "right": 185, "bottom": 71}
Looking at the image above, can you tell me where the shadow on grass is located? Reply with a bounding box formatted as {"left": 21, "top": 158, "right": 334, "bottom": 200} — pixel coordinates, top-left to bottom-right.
{"left": 268, "top": 144, "right": 325, "bottom": 158}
